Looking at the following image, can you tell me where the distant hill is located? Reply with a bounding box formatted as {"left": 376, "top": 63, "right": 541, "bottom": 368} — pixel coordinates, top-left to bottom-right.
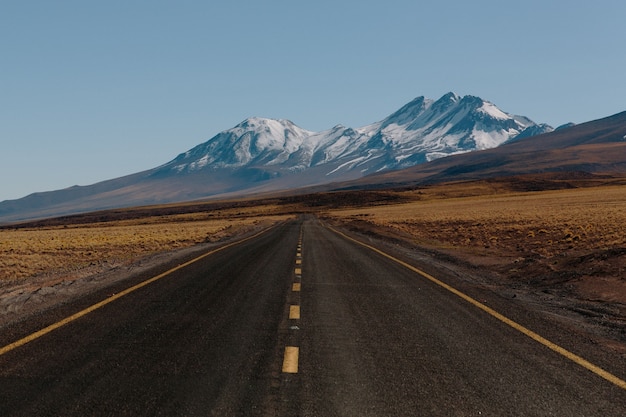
{"left": 0, "top": 93, "right": 551, "bottom": 223}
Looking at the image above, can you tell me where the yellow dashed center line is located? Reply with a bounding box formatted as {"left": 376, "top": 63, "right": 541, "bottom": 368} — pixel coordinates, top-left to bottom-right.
{"left": 289, "top": 305, "right": 301, "bottom": 319}
{"left": 282, "top": 230, "right": 303, "bottom": 375}
{"left": 282, "top": 346, "right": 299, "bottom": 373}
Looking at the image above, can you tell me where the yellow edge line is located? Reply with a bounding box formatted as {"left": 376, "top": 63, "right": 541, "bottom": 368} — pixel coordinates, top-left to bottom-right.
{"left": 327, "top": 225, "right": 626, "bottom": 391}
{"left": 0, "top": 225, "right": 278, "bottom": 357}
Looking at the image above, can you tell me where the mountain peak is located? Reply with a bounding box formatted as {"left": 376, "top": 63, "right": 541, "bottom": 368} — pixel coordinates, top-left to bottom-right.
{"left": 381, "top": 96, "right": 430, "bottom": 128}
{"left": 430, "top": 92, "right": 461, "bottom": 114}
{"left": 441, "top": 91, "right": 461, "bottom": 101}
{"left": 235, "top": 117, "right": 299, "bottom": 131}
{"left": 459, "top": 94, "right": 485, "bottom": 107}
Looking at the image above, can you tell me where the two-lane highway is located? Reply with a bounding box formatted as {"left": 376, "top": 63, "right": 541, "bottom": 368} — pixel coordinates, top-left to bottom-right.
{"left": 1, "top": 216, "right": 625, "bottom": 416}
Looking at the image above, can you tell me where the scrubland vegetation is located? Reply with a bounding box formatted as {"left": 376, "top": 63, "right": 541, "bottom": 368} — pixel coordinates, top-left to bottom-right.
{"left": 329, "top": 185, "right": 626, "bottom": 259}
{"left": 0, "top": 209, "right": 291, "bottom": 284}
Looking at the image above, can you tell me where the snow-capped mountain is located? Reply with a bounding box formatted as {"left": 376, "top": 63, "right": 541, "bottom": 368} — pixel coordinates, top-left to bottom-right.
{"left": 0, "top": 92, "right": 553, "bottom": 222}
{"left": 157, "top": 92, "right": 551, "bottom": 179}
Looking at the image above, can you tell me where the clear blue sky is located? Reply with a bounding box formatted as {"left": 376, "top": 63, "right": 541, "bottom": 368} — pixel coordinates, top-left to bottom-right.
{"left": 2, "top": 0, "right": 625, "bottom": 201}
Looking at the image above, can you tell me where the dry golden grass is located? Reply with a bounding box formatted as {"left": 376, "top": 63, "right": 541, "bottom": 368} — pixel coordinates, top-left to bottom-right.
{"left": 0, "top": 209, "right": 291, "bottom": 283}
{"left": 327, "top": 185, "right": 626, "bottom": 261}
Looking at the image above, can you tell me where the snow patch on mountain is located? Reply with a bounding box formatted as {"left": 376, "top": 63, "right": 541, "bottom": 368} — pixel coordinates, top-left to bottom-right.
{"left": 478, "top": 101, "right": 510, "bottom": 120}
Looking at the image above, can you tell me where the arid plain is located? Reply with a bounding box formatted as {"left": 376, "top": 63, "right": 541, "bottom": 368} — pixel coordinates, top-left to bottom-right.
{"left": 1, "top": 176, "right": 625, "bottom": 355}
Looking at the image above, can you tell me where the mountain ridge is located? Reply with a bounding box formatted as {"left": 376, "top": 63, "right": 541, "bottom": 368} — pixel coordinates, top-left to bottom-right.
{"left": 0, "top": 92, "right": 554, "bottom": 222}
{"left": 156, "top": 92, "right": 550, "bottom": 178}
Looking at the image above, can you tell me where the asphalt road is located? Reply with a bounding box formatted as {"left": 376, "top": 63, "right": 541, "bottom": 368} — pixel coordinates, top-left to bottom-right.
{"left": 1, "top": 216, "right": 625, "bottom": 416}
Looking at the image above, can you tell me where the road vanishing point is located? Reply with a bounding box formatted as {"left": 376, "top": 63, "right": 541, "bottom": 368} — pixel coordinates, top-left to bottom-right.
{"left": 1, "top": 216, "right": 625, "bottom": 416}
